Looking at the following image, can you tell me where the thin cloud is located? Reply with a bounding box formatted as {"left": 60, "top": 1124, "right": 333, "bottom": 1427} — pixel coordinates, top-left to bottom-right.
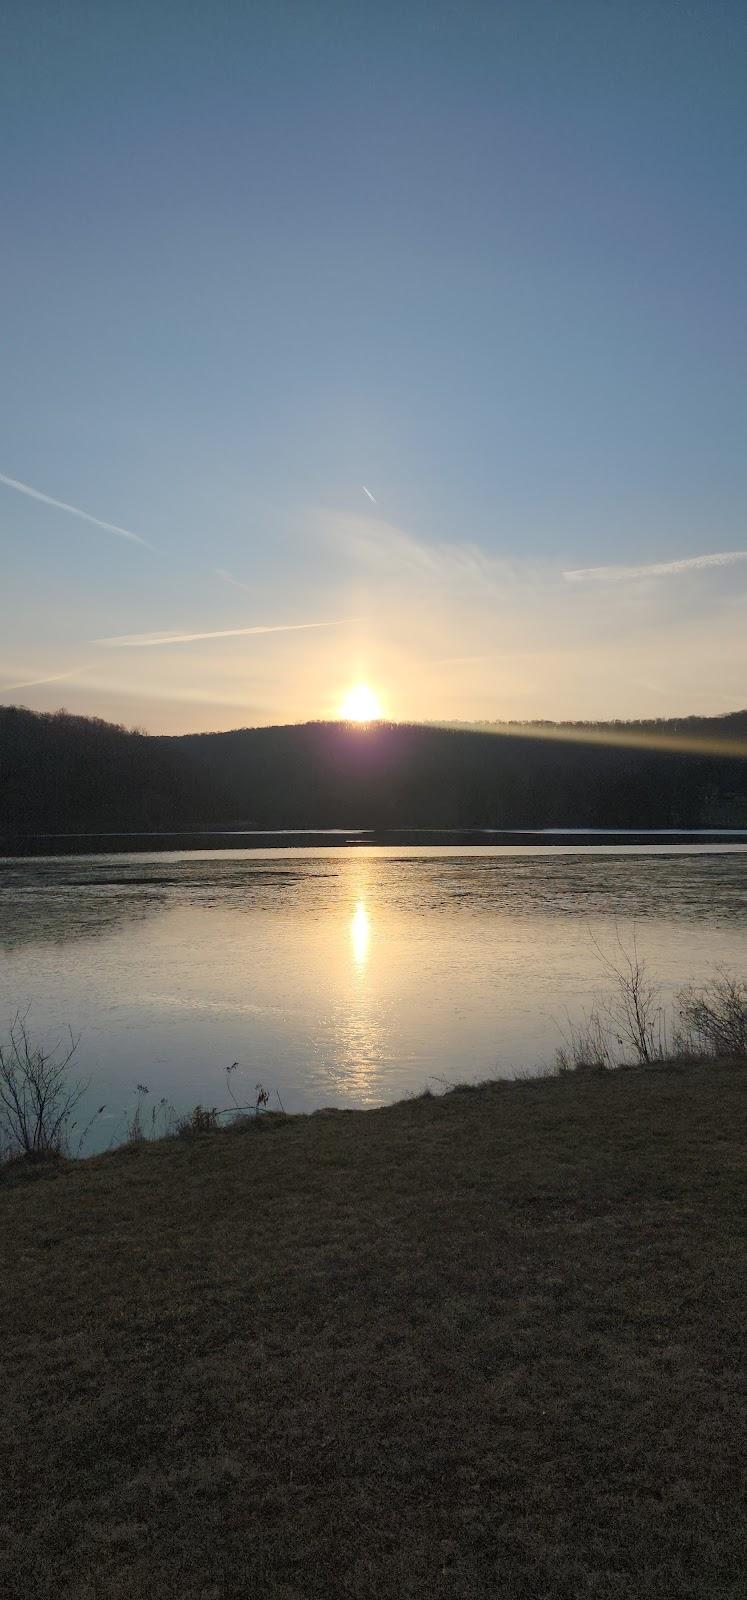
{"left": 564, "top": 550, "right": 747, "bottom": 584}
{"left": 215, "top": 568, "right": 252, "bottom": 593}
{"left": 0, "top": 471, "right": 151, "bottom": 547}
{"left": 336, "top": 512, "right": 507, "bottom": 589}
{"left": 0, "top": 666, "right": 87, "bottom": 692}
{"left": 361, "top": 485, "right": 377, "bottom": 503}
{"left": 94, "top": 618, "right": 357, "bottom": 648}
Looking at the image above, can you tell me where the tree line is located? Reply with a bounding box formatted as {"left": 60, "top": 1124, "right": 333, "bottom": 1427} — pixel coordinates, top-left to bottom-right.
{"left": 1, "top": 704, "right": 745, "bottom": 846}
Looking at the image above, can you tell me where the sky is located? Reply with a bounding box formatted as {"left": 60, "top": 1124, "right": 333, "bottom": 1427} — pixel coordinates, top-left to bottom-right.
{"left": 1, "top": 0, "right": 745, "bottom": 732}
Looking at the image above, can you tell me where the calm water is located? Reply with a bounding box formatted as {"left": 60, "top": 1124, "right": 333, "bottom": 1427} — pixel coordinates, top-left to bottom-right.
{"left": 1, "top": 846, "right": 745, "bottom": 1150}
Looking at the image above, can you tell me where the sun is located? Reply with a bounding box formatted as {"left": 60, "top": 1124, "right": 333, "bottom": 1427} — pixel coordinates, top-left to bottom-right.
{"left": 339, "top": 683, "right": 383, "bottom": 723}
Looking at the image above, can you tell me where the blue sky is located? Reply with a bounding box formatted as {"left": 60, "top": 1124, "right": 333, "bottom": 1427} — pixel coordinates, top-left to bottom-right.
{"left": 1, "top": 1, "right": 745, "bottom": 730}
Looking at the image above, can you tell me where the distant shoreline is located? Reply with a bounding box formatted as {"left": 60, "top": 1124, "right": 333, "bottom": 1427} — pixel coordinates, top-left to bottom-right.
{"left": 2, "top": 826, "right": 747, "bottom": 858}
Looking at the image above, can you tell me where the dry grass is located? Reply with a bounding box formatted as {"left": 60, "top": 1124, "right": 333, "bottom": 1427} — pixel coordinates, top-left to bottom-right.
{"left": 1, "top": 1061, "right": 745, "bottom": 1599}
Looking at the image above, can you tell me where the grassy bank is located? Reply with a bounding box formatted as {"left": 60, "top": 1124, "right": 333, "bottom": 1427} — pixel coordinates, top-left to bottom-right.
{"left": 1, "top": 1061, "right": 745, "bottom": 1599}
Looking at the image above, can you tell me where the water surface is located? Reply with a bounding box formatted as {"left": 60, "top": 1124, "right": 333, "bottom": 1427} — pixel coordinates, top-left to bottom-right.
{"left": 1, "top": 846, "right": 744, "bottom": 1150}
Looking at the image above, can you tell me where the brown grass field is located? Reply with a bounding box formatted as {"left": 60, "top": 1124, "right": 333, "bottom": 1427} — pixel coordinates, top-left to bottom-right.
{"left": 1, "top": 1061, "right": 745, "bottom": 1599}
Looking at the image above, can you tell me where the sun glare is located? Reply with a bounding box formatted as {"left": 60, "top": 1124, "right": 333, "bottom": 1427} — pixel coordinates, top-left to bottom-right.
{"left": 339, "top": 683, "right": 382, "bottom": 723}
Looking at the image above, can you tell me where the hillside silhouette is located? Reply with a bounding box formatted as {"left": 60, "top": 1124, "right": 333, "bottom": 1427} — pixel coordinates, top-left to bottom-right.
{"left": 1, "top": 705, "right": 746, "bottom": 845}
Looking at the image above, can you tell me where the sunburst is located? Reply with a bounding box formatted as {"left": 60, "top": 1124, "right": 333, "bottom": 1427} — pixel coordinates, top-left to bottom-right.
{"left": 339, "top": 683, "right": 382, "bottom": 722}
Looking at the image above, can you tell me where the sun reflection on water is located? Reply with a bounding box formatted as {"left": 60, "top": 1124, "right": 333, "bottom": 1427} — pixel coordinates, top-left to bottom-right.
{"left": 350, "top": 900, "right": 371, "bottom": 969}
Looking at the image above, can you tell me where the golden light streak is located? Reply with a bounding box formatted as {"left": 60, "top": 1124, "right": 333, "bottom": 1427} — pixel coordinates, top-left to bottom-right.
{"left": 350, "top": 901, "right": 371, "bottom": 968}
{"left": 428, "top": 719, "right": 747, "bottom": 761}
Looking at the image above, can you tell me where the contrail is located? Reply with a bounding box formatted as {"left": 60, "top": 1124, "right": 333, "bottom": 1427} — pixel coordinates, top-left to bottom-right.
{"left": 0, "top": 666, "right": 87, "bottom": 692}
{"left": 94, "top": 618, "right": 357, "bottom": 648}
{"left": 564, "top": 550, "right": 747, "bottom": 583}
{"left": 361, "top": 485, "right": 377, "bottom": 504}
{"left": 0, "top": 471, "right": 151, "bottom": 547}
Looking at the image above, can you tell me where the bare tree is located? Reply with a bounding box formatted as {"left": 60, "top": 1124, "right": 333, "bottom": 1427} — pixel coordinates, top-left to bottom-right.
{"left": 0, "top": 1012, "right": 88, "bottom": 1160}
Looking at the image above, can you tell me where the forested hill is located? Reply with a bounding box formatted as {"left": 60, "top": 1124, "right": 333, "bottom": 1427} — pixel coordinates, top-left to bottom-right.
{"left": 1, "top": 705, "right": 746, "bottom": 841}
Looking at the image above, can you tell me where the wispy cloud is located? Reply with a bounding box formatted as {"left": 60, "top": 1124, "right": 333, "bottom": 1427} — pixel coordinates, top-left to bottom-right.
{"left": 332, "top": 511, "right": 511, "bottom": 591}
{"left": 215, "top": 568, "right": 252, "bottom": 593}
{"left": 0, "top": 666, "right": 87, "bottom": 692}
{"left": 94, "top": 618, "right": 357, "bottom": 648}
{"left": 564, "top": 550, "right": 747, "bottom": 584}
{"left": 0, "top": 471, "right": 151, "bottom": 547}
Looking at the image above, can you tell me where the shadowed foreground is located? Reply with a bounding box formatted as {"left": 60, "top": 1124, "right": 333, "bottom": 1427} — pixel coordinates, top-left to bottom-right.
{"left": 1, "top": 1062, "right": 744, "bottom": 1599}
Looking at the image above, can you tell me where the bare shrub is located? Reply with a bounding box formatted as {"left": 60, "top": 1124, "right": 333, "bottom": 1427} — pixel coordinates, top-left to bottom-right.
{"left": 554, "top": 930, "right": 666, "bottom": 1074}
{"left": 592, "top": 930, "right": 668, "bottom": 1064}
{"left": 0, "top": 1013, "right": 89, "bottom": 1160}
{"left": 555, "top": 936, "right": 745, "bottom": 1077}
{"left": 675, "top": 971, "right": 747, "bottom": 1059}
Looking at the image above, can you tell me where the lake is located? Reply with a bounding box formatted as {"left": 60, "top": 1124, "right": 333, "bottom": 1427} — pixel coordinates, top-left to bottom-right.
{"left": 1, "top": 844, "right": 745, "bottom": 1152}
